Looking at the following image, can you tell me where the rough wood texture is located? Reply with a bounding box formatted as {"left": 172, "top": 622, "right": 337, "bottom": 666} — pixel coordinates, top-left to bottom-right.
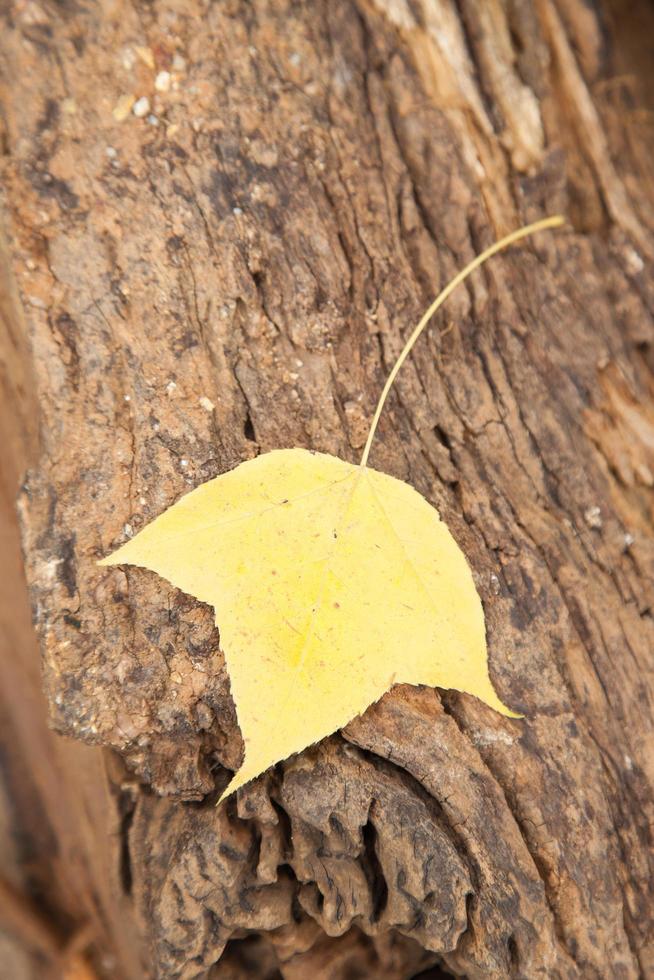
{"left": 0, "top": 235, "right": 143, "bottom": 977}
{"left": 1, "top": 0, "right": 654, "bottom": 977}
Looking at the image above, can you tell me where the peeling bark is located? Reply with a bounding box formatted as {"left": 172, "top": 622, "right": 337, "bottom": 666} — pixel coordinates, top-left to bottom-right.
{"left": 1, "top": 0, "right": 654, "bottom": 977}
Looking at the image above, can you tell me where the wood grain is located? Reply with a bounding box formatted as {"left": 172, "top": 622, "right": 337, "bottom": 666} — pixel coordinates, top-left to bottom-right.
{"left": 1, "top": 0, "right": 653, "bottom": 976}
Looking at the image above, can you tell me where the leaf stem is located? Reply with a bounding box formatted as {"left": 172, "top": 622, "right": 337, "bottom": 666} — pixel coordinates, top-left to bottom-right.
{"left": 359, "top": 214, "right": 566, "bottom": 468}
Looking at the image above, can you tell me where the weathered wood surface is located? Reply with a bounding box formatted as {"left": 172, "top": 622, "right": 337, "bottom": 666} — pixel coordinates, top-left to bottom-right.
{"left": 0, "top": 235, "right": 142, "bottom": 977}
{"left": 1, "top": 0, "right": 654, "bottom": 977}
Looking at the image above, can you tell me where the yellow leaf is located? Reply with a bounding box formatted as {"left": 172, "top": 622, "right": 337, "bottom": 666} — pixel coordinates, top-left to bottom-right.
{"left": 100, "top": 216, "right": 564, "bottom": 799}
{"left": 101, "top": 448, "right": 517, "bottom": 798}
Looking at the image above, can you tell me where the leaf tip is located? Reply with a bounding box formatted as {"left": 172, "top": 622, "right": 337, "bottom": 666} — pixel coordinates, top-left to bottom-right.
{"left": 500, "top": 706, "right": 524, "bottom": 720}
{"left": 97, "top": 550, "right": 125, "bottom": 568}
{"left": 216, "top": 754, "right": 273, "bottom": 805}
{"left": 97, "top": 543, "right": 133, "bottom": 568}
{"left": 469, "top": 678, "right": 524, "bottom": 720}
{"left": 487, "top": 695, "right": 524, "bottom": 720}
{"left": 216, "top": 770, "right": 249, "bottom": 806}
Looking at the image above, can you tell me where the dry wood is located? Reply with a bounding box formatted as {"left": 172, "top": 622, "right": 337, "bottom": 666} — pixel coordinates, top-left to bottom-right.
{"left": 1, "top": 0, "right": 654, "bottom": 977}
{"left": 0, "top": 236, "right": 142, "bottom": 976}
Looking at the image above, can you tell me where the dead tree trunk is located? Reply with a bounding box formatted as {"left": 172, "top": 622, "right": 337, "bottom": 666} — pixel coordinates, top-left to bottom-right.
{"left": 2, "top": 1, "right": 654, "bottom": 977}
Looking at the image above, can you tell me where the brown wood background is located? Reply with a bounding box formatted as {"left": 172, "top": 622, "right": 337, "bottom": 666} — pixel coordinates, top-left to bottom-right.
{"left": 0, "top": 229, "right": 143, "bottom": 978}
{"left": 1, "top": 1, "right": 654, "bottom": 978}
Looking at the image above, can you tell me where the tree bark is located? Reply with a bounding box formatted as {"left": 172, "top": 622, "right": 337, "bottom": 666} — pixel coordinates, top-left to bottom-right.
{"left": 2, "top": 0, "right": 654, "bottom": 977}
{"left": 0, "top": 237, "right": 142, "bottom": 976}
